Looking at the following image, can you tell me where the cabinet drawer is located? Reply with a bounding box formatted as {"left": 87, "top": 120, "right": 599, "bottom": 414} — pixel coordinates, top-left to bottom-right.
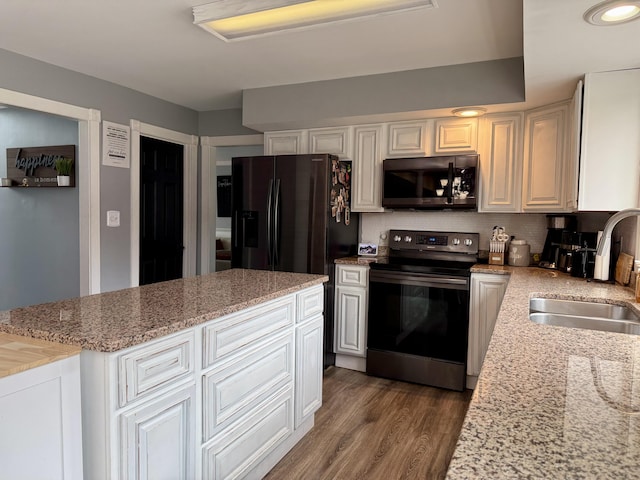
{"left": 296, "top": 286, "right": 324, "bottom": 323}
{"left": 202, "top": 330, "right": 293, "bottom": 441}
{"left": 203, "top": 296, "right": 294, "bottom": 368}
{"left": 336, "top": 265, "right": 368, "bottom": 287}
{"left": 203, "top": 386, "right": 293, "bottom": 480}
{"left": 118, "top": 331, "right": 195, "bottom": 407}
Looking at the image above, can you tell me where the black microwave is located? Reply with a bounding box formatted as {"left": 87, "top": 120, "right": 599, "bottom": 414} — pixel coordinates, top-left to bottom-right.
{"left": 382, "top": 155, "right": 478, "bottom": 210}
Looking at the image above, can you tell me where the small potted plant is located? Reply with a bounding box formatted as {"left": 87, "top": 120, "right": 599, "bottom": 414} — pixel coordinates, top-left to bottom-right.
{"left": 55, "top": 157, "right": 74, "bottom": 186}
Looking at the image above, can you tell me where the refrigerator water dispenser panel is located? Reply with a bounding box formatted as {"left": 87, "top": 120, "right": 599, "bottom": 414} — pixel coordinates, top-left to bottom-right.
{"left": 242, "top": 211, "right": 259, "bottom": 248}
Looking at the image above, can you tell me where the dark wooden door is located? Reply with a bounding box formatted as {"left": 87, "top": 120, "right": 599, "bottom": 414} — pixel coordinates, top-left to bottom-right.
{"left": 139, "top": 136, "right": 184, "bottom": 285}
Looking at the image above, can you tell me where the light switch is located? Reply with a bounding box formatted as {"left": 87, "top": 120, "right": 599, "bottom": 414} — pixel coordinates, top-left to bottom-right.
{"left": 107, "top": 210, "right": 120, "bottom": 227}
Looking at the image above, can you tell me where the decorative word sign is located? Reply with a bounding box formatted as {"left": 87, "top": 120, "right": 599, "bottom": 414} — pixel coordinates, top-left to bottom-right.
{"left": 5, "top": 144, "right": 76, "bottom": 187}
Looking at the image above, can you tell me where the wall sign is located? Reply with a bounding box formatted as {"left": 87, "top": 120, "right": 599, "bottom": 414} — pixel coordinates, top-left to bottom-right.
{"left": 5, "top": 144, "right": 76, "bottom": 187}
{"left": 102, "top": 121, "right": 130, "bottom": 168}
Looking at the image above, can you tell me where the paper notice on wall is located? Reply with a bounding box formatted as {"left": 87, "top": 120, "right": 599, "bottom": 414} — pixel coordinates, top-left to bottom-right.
{"left": 102, "top": 121, "right": 130, "bottom": 168}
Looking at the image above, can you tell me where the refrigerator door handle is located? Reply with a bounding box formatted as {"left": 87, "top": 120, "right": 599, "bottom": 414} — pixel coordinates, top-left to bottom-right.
{"left": 273, "top": 178, "right": 281, "bottom": 266}
{"left": 267, "top": 179, "right": 274, "bottom": 266}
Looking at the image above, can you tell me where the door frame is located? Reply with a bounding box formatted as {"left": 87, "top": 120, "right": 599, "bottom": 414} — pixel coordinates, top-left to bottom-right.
{"left": 0, "top": 87, "right": 101, "bottom": 296}
{"left": 200, "top": 134, "right": 264, "bottom": 275}
{"left": 130, "top": 120, "right": 198, "bottom": 286}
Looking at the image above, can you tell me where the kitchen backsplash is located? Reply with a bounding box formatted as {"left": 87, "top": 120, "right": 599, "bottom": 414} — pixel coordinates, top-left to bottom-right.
{"left": 360, "top": 211, "right": 637, "bottom": 258}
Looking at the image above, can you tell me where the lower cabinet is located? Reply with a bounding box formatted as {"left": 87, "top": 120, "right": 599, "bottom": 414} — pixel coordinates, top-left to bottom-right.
{"left": 467, "top": 273, "right": 509, "bottom": 387}
{"left": 81, "top": 285, "right": 324, "bottom": 479}
{"left": 0, "top": 355, "right": 83, "bottom": 480}
{"left": 334, "top": 264, "right": 369, "bottom": 372}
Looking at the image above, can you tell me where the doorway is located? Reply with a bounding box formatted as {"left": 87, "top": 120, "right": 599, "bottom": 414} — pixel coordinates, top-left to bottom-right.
{"left": 139, "top": 136, "right": 184, "bottom": 285}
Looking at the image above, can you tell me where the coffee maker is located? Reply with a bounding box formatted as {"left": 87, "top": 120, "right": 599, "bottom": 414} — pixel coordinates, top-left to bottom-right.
{"left": 570, "top": 232, "right": 598, "bottom": 278}
{"left": 539, "top": 215, "right": 577, "bottom": 269}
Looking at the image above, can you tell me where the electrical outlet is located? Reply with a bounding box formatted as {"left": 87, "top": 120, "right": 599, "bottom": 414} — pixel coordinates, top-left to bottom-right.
{"left": 107, "top": 210, "right": 120, "bottom": 227}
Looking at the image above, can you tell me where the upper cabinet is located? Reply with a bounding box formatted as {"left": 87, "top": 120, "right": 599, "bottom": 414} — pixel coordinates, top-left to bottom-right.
{"left": 309, "top": 127, "right": 353, "bottom": 158}
{"left": 352, "top": 125, "right": 385, "bottom": 212}
{"left": 578, "top": 69, "right": 640, "bottom": 211}
{"left": 386, "top": 120, "right": 432, "bottom": 157}
{"left": 522, "top": 102, "right": 571, "bottom": 212}
{"left": 264, "top": 130, "right": 307, "bottom": 155}
{"left": 478, "top": 113, "right": 523, "bottom": 213}
{"left": 434, "top": 118, "right": 478, "bottom": 154}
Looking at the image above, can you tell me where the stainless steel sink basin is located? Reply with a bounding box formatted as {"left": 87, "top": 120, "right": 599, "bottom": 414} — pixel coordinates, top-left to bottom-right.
{"left": 529, "top": 297, "right": 640, "bottom": 335}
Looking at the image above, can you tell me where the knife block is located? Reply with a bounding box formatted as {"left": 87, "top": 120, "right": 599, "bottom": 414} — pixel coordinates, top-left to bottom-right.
{"left": 488, "top": 252, "right": 505, "bottom": 265}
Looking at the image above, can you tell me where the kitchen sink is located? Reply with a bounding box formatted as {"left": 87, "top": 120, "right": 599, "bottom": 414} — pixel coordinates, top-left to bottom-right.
{"left": 529, "top": 297, "right": 640, "bottom": 335}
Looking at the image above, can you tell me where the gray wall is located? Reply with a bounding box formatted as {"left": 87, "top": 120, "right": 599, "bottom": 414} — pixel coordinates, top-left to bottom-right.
{"left": 0, "top": 107, "right": 79, "bottom": 310}
{"left": 243, "top": 57, "right": 525, "bottom": 131}
{"left": 0, "top": 48, "right": 199, "bottom": 292}
{"left": 199, "top": 109, "right": 259, "bottom": 136}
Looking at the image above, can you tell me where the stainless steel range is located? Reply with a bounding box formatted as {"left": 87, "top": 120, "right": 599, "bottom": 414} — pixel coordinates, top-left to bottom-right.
{"left": 366, "top": 229, "right": 479, "bottom": 391}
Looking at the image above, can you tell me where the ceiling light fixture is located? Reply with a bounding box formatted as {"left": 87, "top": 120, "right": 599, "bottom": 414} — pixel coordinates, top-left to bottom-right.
{"left": 193, "top": 0, "right": 438, "bottom": 42}
{"left": 584, "top": 0, "right": 640, "bottom": 25}
{"left": 452, "top": 107, "right": 487, "bottom": 118}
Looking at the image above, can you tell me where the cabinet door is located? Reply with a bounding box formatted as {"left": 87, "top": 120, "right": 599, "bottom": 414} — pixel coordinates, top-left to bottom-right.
{"left": 309, "top": 127, "right": 352, "bottom": 158}
{"left": 334, "top": 285, "right": 367, "bottom": 357}
{"left": 522, "top": 103, "right": 570, "bottom": 212}
{"left": 579, "top": 69, "right": 640, "bottom": 211}
{"left": 336, "top": 264, "right": 368, "bottom": 288}
{"left": 478, "top": 113, "right": 523, "bottom": 212}
{"left": 434, "top": 118, "right": 478, "bottom": 153}
{"left": 565, "top": 80, "right": 582, "bottom": 211}
{"left": 295, "top": 315, "right": 323, "bottom": 428}
{"left": 467, "top": 274, "right": 508, "bottom": 377}
{"left": 386, "top": 120, "right": 432, "bottom": 157}
{"left": 120, "top": 385, "right": 195, "bottom": 480}
{"left": 264, "top": 131, "right": 307, "bottom": 155}
{"left": 352, "top": 124, "right": 385, "bottom": 212}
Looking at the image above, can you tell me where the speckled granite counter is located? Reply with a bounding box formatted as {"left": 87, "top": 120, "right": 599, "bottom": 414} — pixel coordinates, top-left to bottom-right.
{"left": 447, "top": 267, "right": 640, "bottom": 479}
{"left": 334, "top": 255, "right": 381, "bottom": 265}
{"left": 0, "top": 269, "right": 327, "bottom": 352}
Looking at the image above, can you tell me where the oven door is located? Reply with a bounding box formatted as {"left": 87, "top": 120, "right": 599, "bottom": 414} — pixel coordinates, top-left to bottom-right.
{"left": 366, "top": 269, "right": 470, "bottom": 389}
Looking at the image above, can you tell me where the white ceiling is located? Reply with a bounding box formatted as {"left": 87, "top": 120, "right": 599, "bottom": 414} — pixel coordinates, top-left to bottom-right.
{"left": 0, "top": 0, "right": 638, "bottom": 114}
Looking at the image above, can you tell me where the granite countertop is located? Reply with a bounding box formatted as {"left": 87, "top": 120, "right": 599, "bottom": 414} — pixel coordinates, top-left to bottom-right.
{"left": 0, "top": 269, "right": 327, "bottom": 353}
{"left": 334, "top": 256, "right": 381, "bottom": 265}
{"left": 0, "top": 332, "right": 81, "bottom": 378}
{"left": 447, "top": 267, "right": 640, "bottom": 479}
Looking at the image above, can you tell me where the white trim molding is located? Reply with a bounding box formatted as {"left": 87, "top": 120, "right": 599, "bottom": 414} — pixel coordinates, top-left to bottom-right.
{"left": 200, "top": 134, "right": 264, "bottom": 275}
{"left": 0, "top": 87, "right": 102, "bottom": 296}
{"left": 130, "top": 120, "right": 199, "bottom": 287}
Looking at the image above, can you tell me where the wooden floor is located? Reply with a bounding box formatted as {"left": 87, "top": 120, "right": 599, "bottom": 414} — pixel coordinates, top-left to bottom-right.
{"left": 265, "top": 367, "right": 473, "bottom": 480}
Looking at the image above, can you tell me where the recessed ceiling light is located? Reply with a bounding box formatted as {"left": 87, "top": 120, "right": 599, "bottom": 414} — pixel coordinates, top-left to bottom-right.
{"left": 193, "top": 0, "right": 438, "bottom": 42}
{"left": 452, "top": 107, "right": 487, "bottom": 118}
{"left": 584, "top": 0, "right": 640, "bottom": 25}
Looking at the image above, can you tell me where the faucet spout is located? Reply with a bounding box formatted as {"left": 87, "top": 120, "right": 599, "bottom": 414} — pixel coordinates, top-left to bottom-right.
{"left": 594, "top": 208, "right": 640, "bottom": 281}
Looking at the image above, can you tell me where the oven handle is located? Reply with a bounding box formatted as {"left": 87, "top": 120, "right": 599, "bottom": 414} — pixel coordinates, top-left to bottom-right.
{"left": 369, "top": 271, "right": 469, "bottom": 290}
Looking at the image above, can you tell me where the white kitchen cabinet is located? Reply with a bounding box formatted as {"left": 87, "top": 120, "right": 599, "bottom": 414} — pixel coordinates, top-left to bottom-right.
{"left": 309, "top": 126, "right": 353, "bottom": 158}
{"left": 119, "top": 384, "right": 195, "bottom": 480}
{"left": 295, "top": 315, "right": 323, "bottom": 428}
{"left": 579, "top": 69, "right": 640, "bottom": 211}
{"left": 386, "top": 120, "right": 433, "bottom": 157}
{"left": 467, "top": 273, "right": 509, "bottom": 387}
{"left": 565, "top": 80, "right": 582, "bottom": 212}
{"left": 81, "top": 286, "right": 324, "bottom": 479}
{"left": 478, "top": 113, "right": 524, "bottom": 212}
{"left": 352, "top": 124, "right": 385, "bottom": 212}
{"left": 334, "top": 264, "right": 368, "bottom": 372}
{"left": 522, "top": 102, "right": 571, "bottom": 212}
{"left": 0, "top": 355, "right": 83, "bottom": 480}
{"left": 434, "top": 118, "right": 478, "bottom": 153}
{"left": 264, "top": 130, "right": 307, "bottom": 155}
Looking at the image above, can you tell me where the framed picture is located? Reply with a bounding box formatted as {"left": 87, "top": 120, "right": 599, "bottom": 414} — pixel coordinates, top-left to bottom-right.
{"left": 358, "top": 243, "right": 378, "bottom": 256}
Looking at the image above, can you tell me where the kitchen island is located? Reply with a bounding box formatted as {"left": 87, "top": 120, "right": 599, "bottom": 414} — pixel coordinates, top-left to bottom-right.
{"left": 0, "top": 269, "right": 328, "bottom": 480}
{"left": 447, "top": 266, "right": 640, "bottom": 479}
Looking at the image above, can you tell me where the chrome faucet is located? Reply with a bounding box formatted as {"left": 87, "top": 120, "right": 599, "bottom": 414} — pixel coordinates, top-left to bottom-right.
{"left": 594, "top": 208, "right": 640, "bottom": 281}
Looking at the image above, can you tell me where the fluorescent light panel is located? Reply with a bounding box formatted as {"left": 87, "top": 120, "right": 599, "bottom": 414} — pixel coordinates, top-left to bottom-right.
{"left": 193, "top": 0, "right": 438, "bottom": 41}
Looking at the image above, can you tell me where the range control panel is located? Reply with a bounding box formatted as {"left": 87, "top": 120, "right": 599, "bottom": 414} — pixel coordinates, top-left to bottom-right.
{"left": 389, "top": 230, "right": 479, "bottom": 254}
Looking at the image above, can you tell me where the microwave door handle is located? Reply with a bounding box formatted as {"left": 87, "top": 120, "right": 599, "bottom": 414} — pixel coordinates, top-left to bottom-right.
{"left": 447, "top": 162, "right": 454, "bottom": 203}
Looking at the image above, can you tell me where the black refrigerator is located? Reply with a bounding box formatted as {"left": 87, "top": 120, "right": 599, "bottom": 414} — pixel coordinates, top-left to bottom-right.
{"left": 231, "top": 154, "right": 359, "bottom": 367}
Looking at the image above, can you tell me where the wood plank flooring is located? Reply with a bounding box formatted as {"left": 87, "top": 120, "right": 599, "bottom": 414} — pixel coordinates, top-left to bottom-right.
{"left": 265, "top": 367, "right": 472, "bottom": 480}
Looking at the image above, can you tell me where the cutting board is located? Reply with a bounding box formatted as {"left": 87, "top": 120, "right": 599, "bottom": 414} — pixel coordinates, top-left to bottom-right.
{"left": 615, "top": 252, "right": 634, "bottom": 285}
